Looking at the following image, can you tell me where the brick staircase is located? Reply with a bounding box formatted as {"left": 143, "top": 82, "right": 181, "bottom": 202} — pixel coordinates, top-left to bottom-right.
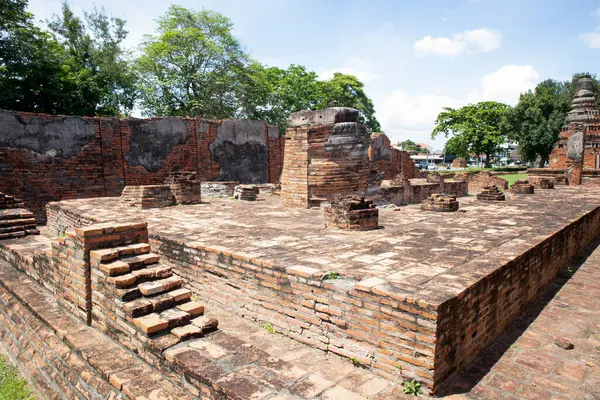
{"left": 0, "top": 192, "right": 39, "bottom": 240}
{"left": 90, "top": 243, "right": 218, "bottom": 340}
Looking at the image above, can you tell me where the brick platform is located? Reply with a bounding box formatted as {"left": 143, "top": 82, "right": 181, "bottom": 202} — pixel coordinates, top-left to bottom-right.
{"left": 476, "top": 185, "right": 506, "bottom": 201}
{"left": 40, "top": 185, "right": 600, "bottom": 393}
{"left": 121, "top": 185, "right": 176, "bottom": 208}
{"left": 324, "top": 196, "right": 379, "bottom": 230}
{"left": 421, "top": 194, "right": 459, "bottom": 212}
{"left": 0, "top": 191, "right": 39, "bottom": 240}
{"left": 510, "top": 180, "right": 535, "bottom": 194}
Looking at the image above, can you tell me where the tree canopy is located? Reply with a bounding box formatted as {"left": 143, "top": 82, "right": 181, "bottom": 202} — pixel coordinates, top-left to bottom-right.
{"left": 1, "top": 1, "right": 381, "bottom": 130}
{"left": 432, "top": 101, "right": 510, "bottom": 167}
{"left": 397, "top": 139, "right": 430, "bottom": 153}
{"left": 500, "top": 73, "right": 600, "bottom": 167}
{"left": 238, "top": 64, "right": 380, "bottom": 133}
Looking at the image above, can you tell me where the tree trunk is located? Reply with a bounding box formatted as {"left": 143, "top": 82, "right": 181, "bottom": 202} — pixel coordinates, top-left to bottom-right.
{"left": 484, "top": 153, "right": 491, "bottom": 168}
{"left": 538, "top": 155, "right": 549, "bottom": 168}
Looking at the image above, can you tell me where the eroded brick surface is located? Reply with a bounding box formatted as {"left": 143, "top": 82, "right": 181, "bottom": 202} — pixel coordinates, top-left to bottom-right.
{"left": 37, "top": 185, "right": 600, "bottom": 392}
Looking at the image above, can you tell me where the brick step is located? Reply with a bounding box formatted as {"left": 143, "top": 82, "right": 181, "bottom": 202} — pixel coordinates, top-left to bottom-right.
{"left": 95, "top": 252, "right": 160, "bottom": 277}
{"left": 90, "top": 243, "right": 151, "bottom": 264}
{"left": 0, "top": 224, "right": 37, "bottom": 234}
{"left": 123, "top": 288, "right": 192, "bottom": 317}
{"left": 0, "top": 210, "right": 33, "bottom": 220}
{"left": 0, "top": 218, "right": 36, "bottom": 227}
{"left": 132, "top": 301, "right": 207, "bottom": 336}
{"left": 0, "top": 231, "right": 26, "bottom": 240}
{"left": 106, "top": 264, "right": 173, "bottom": 288}
{"left": 138, "top": 275, "right": 183, "bottom": 296}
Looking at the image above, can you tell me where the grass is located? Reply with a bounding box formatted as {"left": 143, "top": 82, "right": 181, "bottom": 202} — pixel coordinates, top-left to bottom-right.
{"left": 263, "top": 323, "right": 276, "bottom": 334}
{"left": 0, "top": 354, "right": 32, "bottom": 400}
{"left": 496, "top": 173, "right": 528, "bottom": 186}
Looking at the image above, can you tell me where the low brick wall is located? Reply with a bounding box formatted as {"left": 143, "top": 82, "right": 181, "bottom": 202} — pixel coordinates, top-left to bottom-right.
{"left": 435, "top": 206, "right": 600, "bottom": 391}
{"left": 151, "top": 235, "right": 438, "bottom": 387}
{"left": 0, "top": 276, "right": 120, "bottom": 399}
{"left": 0, "top": 259, "right": 195, "bottom": 399}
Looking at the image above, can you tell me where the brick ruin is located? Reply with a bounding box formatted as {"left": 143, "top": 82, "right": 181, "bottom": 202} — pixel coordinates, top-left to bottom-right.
{"left": 476, "top": 185, "right": 506, "bottom": 201}
{"left": 533, "top": 74, "right": 600, "bottom": 185}
{"left": 323, "top": 195, "right": 379, "bottom": 230}
{"left": 421, "top": 194, "right": 459, "bottom": 212}
{"left": 461, "top": 171, "right": 509, "bottom": 194}
{"left": 0, "top": 191, "right": 40, "bottom": 239}
{"left": 509, "top": 180, "right": 535, "bottom": 194}
{"left": 280, "top": 108, "right": 371, "bottom": 208}
{"left": 0, "top": 109, "right": 283, "bottom": 222}
{"left": 451, "top": 157, "right": 467, "bottom": 168}
{"left": 2, "top": 106, "right": 600, "bottom": 398}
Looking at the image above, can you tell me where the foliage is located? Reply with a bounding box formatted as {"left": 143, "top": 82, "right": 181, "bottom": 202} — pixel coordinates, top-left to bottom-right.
{"left": 0, "top": 354, "right": 32, "bottom": 400}
{"left": 321, "top": 271, "right": 340, "bottom": 280}
{"left": 136, "top": 6, "right": 248, "bottom": 118}
{"left": 501, "top": 74, "right": 600, "bottom": 167}
{"left": 47, "top": 3, "right": 137, "bottom": 116}
{"left": 402, "top": 379, "right": 422, "bottom": 395}
{"left": 500, "top": 79, "right": 569, "bottom": 167}
{"left": 443, "top": 135, "right": 470, "bottom": 159}
{"left": 0, "top": 0, "right": 136, "bottom": 116}
{"left": 398, "top": 139, "right": 430, "bottom": 153}
{"left": 238, "top": 63, "right": 380, "bottom": 133}
{"left": 0, "top": 0, "right": 67, "bottom": 113}
{"left": 263, "top": 323, "right": 275, "bottom": 334}
{"left": 432, "top": 101, "right": 510, "bottom": 167}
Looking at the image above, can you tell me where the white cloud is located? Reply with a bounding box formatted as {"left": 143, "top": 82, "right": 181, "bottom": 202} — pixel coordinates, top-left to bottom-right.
{"left": 580, "top": 32, "right": 600, "bottom": 48}
{"left": 318, "top": 58, "right": 380, "bottom": 83}
{"left": 318, "top": 68, "right": 380, "bottom": 83}
{"left": 378, "top": 65, "right": 540, "bottom": 148}
{"left": 414, "top": 27, "right": 501, "bottom": 57}
{"left": 467, "top": 65, "right": 539, "bottom": 105}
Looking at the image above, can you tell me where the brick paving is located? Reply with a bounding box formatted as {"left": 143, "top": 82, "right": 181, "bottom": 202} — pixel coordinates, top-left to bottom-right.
{"left": 47, "top": 185, "right": 600, "bottom": 305}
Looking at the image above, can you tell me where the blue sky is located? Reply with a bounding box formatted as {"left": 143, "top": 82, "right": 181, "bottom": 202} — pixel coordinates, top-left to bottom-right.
{"left": 27, "top": 0, "right": 600, "bottom": 150}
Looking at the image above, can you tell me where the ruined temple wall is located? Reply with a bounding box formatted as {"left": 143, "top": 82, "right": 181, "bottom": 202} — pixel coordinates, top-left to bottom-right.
{"left": 0, "top": 109, "right": 283, "bottom": 222}
{"left": 550, "top": 124, "right": 600, "bottom": 170}
{"left": 369, "top": 133, "right": 420, "bottom": 180}
{"left": 306, "top": 123, "right": 371, "bottom": 201}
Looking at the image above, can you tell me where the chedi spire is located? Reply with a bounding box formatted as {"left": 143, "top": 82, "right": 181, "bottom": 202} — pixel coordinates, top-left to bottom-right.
{"left": 566, "top": 74, "right": 599, "bottom": 125}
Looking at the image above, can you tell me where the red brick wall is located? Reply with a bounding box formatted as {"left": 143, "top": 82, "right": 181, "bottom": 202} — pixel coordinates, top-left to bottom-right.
{"left": 0, "top": 110, "right": 283, "bottom": 222}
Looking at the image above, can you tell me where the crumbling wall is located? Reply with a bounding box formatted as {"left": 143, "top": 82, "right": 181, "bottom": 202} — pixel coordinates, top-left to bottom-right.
{"left": 467, "top": 172, "right": 508, "bottom": 193}
{"left": 281, "top": 108, "right": 371, "bottom": 207}
{"left": 0, "top": 109, "right": 283, "bottom": 222}
{"left": 368, "top": 133, "right": 420, "bottom": 180}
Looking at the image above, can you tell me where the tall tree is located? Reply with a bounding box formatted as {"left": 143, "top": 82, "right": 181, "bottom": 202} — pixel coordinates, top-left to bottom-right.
{"left": 500, "top": 79, "right": 569, "bottom": 167}
{"left": 237, "top": 64, "right": 381, "bottom": 133}
{"left": 48, "top": 3, "right": 137, "bottom": 116}
{"left": 0, "top": 0, "right": 68, "bottom": 113}
{"left": 136, "top": 6, "right": 248, "bottom": 118}
{"left": 432, "top": 101, "right": 509, "bottom": 167}
{"left": 319, "top": 73, "right": 380, "bottom": 132}
{"left": 237, "top": 63, "right": 324, "bottom": 130}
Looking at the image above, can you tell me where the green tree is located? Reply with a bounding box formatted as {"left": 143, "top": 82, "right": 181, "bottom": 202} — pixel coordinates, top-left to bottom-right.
{"left": 47, "top": 3, "right": 137, "bottom": 116}
{"left": 0, "top": 0, "right": 68, "bottom": 113}
{"left": 319, "top": 73, "right": 380, "bottom": 132}
{"left": 432, "top": 101, "right": 509, "bottom": 167}
{"left": 237, "top": 63, "right": 323, "bottom": 130}
{"left": 397, "top": 139, "right": 429, "bottom": 153}
{"left": 443, "top": 135, "right": 470, "bottom": 159}
{"left": 238, "top": 64, "right": 381, "bottom": 133}
{"left": 136, "top": 6, "right": 248, "bottom": 118}
{"left": 500, "top": 79, "right": 569, "bottom": 167}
